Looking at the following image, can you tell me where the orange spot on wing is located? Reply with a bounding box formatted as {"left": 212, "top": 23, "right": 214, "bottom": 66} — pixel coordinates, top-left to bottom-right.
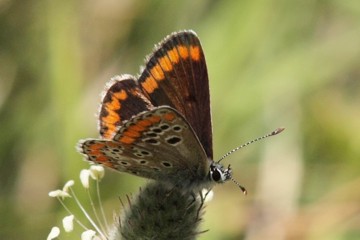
{"left": 113, "top": 90, "right": 128, "bottom": 100}
{"left": 122, "top": 122, "right": 152, "bottom": 139}
{"left": 120, "top": 135, "right": 135, "bottom": 144}
{"left": 163, "top": 112, "right": 176, "bottom": 122}
{"left": 137, "top": 119, "right": 153, "bottom": 127}
{"left": 118, "top": 119, "right": 154, "bottom": 144}
{"left": 178, "top": 45, "right": 189, "bottom": 59}
{"left": 150, "top": 64, "right": 165, "bottom": 81}
{"left": 167, "top": 48, "right": 180, "bottom": 64}
{"left": 141, "top": 76, "right": 158, "bottom": 94}
{"left": 190, "top": 46, "right": 200, "bottom": 61}
{"left": 103, "top": 109, "right": 120, "bottom": 123}
{"left": 96, "top": 155, "right": 108, "bottom": 162}
{"left": 148, "top": 115, "right": 161, "bottom": 123}
{"left": 123, "top": 129, "right": 141, "bottom": 138}
{"left": 91, "top": 150, "right": 100, "bottom": 156}
{"left": 108, "top": 97, "right": 120, "bottom": 110}
{"left": 158, "top": 56, "right": 173, "bottom": 71}
{"left": 101, "top": 124, "right": 116, "bottom": 139}
{"left": 102, "top": 131, "right": 110, "bottom": 139}
{"left": 100, "top": 91, "right": 127, "bottom": 139}
{"left": 106, "top": 142, "right": 118, "bottom": 148}
{"left": 128, "top": 124, "right": 146, "bottom": 132}
{"left": 101, "top": 109, "right": 120, "bottom": 138}
{"left": 90, "top": 143, "right": 105, "bottom": 150}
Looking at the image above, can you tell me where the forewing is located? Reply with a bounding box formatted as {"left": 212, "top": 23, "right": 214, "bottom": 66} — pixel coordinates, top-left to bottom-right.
{"left": 138, "top": 31, "right": 213, "bottom": 159}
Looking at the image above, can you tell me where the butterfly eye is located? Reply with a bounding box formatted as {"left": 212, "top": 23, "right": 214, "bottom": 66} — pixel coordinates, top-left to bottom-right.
{"left": 210, "top": 168, "right": 221, "bottom": 182}
{"left": 209, "top": 163, "right": 227, "bottom": 183}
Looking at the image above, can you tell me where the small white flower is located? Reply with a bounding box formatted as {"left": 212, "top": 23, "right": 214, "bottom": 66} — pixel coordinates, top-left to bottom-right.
{"left": 62, "top": 214, "right": 74, "bottom": 232}
{"left": 80, "top": 169, "right": 91, "bottom": 189}
{"left": 81, "top": 229, "right": 97, "bottom": 240}
{"left": 48, "top": 190, "right": 71, "bottom": 199}
{"left": 89, "top": 165, "right": 105, "bottom": 180}
{"left": 47, "top": 226, "right": 60, "bottom": 240}
{"left": 62, "top": 180, "right": 75, "bottom": 192}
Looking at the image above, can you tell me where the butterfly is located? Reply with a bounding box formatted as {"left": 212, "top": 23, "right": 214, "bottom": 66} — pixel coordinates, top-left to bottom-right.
{"left": 77, "top": 30, "right": 283, "bottom": 192}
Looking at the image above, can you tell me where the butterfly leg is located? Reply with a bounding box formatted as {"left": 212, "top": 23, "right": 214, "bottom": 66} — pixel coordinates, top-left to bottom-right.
{"left": 196, "top": 188, "right": 213, "bottom": 220}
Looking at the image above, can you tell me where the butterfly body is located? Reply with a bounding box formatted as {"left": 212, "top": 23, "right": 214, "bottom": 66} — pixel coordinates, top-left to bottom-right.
{"left": 77, "top": 30, "right": 232, "bottom": 192}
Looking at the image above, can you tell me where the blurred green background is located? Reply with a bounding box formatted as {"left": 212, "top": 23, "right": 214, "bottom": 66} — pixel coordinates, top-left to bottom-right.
{"left": 1, "top": 0, "right": 359, "bottom": 239}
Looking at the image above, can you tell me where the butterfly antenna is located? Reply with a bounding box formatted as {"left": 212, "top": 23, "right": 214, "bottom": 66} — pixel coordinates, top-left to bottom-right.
{"left": 231, "top": 176, "right": 248, "bottom": 195}
{"left": 217, "top": 127, "right": 285, "bottom": 163}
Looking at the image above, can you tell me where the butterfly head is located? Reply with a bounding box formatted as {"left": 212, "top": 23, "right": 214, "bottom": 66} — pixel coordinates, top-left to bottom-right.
{"left": 208, "top": 128, "right": 285, "bottom": 195}
{"left": 209, "top": 162, "right": 232, "bottom": 183}
{"left": 209, "top": 162, "right": 247, "bottom": 194}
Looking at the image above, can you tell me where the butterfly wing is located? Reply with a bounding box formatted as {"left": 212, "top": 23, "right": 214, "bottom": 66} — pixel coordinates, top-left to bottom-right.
{"left": 138, "top": 31, "right": 213, "bottom": 159}
{"left": 79, "top": 106, "right": 209, "bottom": 187}
{"left": 99, "top": 75, "right": 154, "bottom": 139}
{"left": 98, "top": 31, "right": 212, "bottom": 158}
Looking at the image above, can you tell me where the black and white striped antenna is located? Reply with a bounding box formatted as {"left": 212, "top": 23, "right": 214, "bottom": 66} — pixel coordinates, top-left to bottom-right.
{"left": 218, "top": 127, "right": 285, "bottom": 194}
{"left": 217, "top": 127, "right": 285, "bottom": 163}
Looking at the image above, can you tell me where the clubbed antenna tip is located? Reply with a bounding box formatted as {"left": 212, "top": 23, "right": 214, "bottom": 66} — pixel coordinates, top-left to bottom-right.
{"left": 271, "top": 127, "right": 285, "bottom": 136}
{"left": 230, "top": 177, "right": 248, "bottom": 195}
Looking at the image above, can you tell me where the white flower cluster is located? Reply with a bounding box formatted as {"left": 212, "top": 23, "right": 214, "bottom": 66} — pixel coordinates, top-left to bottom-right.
{"left": 47, "top": 165, "right": 107, "bottom": 240}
